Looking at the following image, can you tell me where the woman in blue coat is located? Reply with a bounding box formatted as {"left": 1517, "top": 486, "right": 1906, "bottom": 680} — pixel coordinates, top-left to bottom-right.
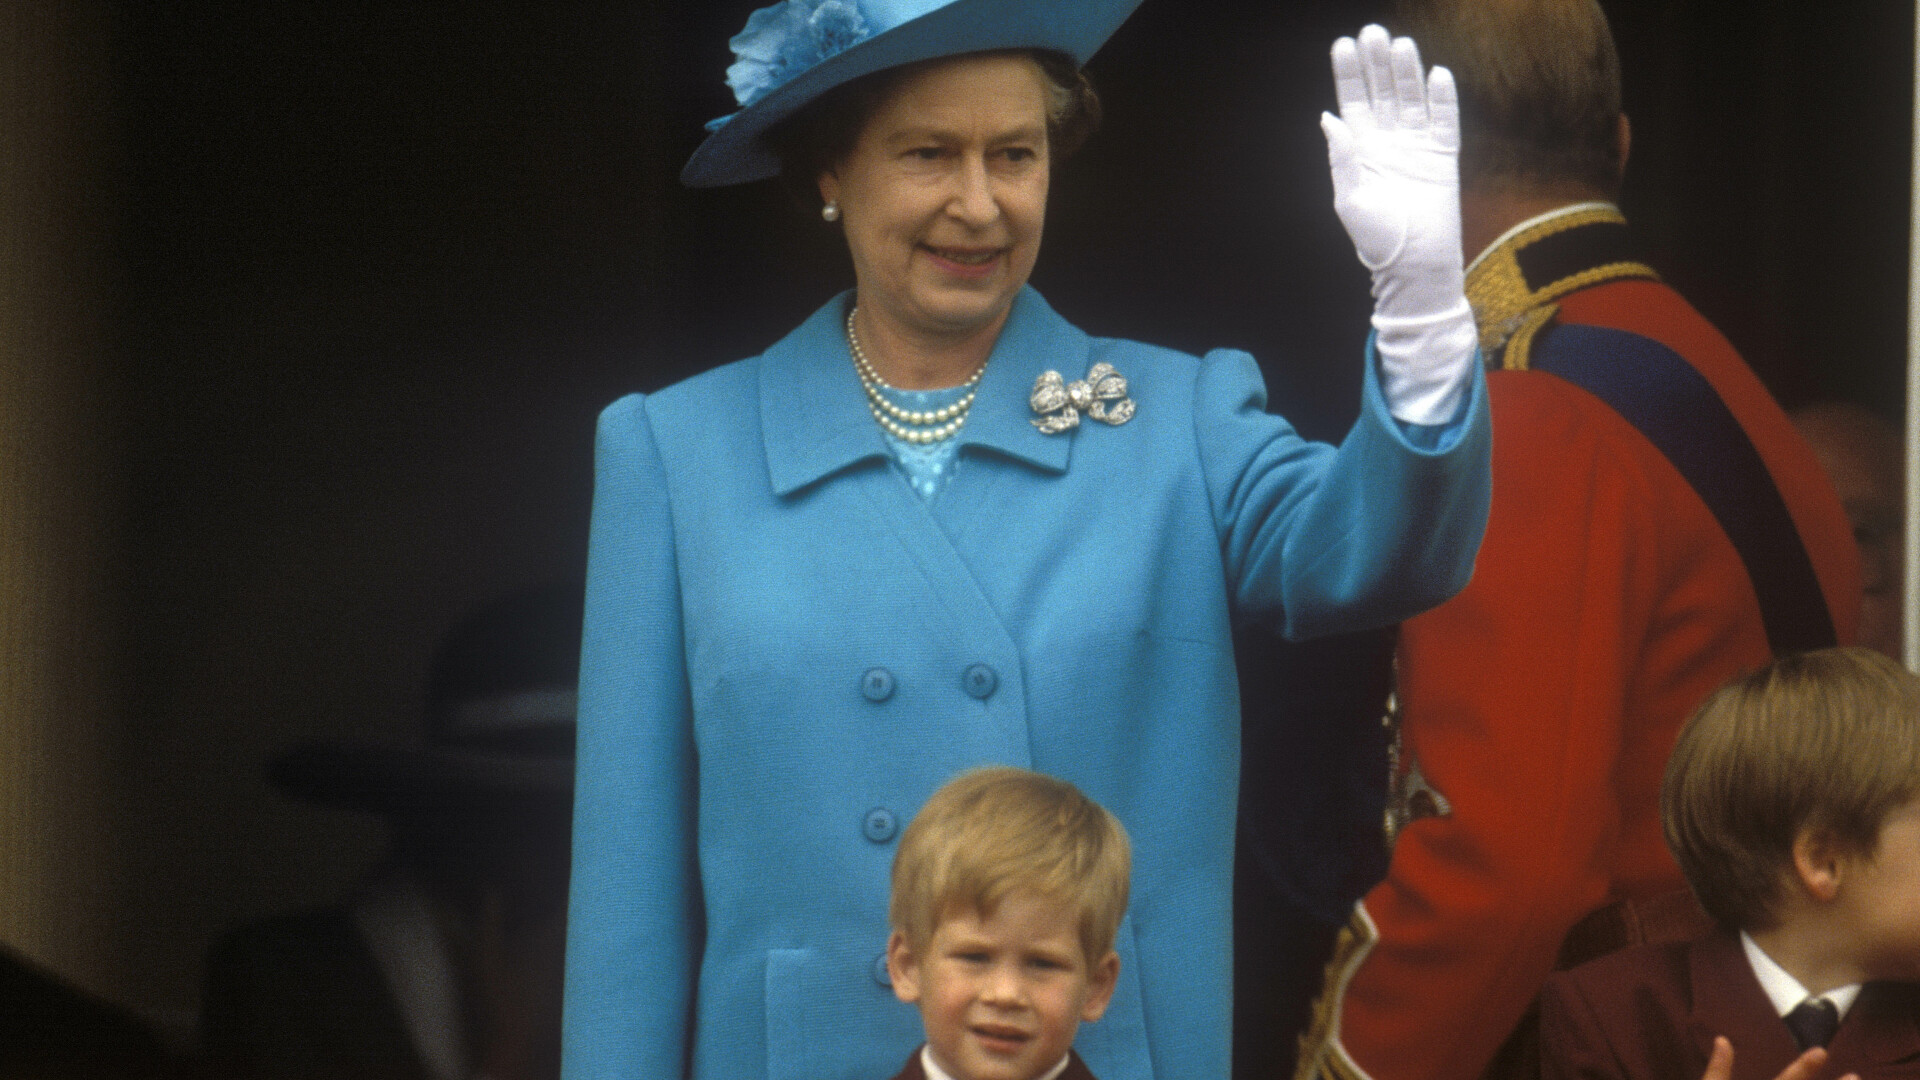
{"left": 563, "top": 2, "right": 1491, "bottom": 1078}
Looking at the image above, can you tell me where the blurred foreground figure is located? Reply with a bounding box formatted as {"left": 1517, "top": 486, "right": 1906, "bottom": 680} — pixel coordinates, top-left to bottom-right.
{"left": 1233, "top": 625, "right": 1394, "bottom": 1080}
{"left": 1791, "top": 402, "right": 1904, "bottom": 659}
{"left": 0, "top": 945, "right": 169, "bottom": 1078}
{"left": 1295, "top": 3, "right": 1860, "bottom": 1080}
{"left": 199, "top": 585, "right": 580, "bottom": 1080}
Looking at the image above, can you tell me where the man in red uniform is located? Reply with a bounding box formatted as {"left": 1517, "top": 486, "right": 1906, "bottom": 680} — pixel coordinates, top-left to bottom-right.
{"left": 1294, "top": 3, "right": 1860, "bottom": 1080}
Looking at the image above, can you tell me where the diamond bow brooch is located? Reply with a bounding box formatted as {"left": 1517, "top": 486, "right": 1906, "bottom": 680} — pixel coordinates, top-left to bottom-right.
{"left": 1030, "top": 363, "right": 1135, "bottom": 434}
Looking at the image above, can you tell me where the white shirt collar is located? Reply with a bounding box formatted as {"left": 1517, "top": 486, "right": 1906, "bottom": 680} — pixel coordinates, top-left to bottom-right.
{"left": 1740, "top": 930, "right": 1862, "bottom": 1020}
{"left": 1465, "top": 200, "right": 1621, "bottom": 277}
{"left": 920, "top": 1044, "right": 1072, "bottom": 1080}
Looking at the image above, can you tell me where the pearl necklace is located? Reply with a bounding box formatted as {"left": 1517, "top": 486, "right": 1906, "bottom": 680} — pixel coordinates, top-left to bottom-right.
{"left": 846, "top": 307, "right": 986, "bottom": 444}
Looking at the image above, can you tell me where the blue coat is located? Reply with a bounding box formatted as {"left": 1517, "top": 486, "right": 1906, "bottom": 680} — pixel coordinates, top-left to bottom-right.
{"left": 562, "top": 288, "right": 1491, "bottom": 1080}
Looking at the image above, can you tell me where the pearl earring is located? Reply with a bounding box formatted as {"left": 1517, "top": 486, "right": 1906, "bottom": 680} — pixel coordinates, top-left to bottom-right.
{"left": 821, "top": 201, "right": 840, "bottom": 223}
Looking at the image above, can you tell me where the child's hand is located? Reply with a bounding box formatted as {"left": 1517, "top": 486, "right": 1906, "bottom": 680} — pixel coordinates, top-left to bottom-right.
{"left": 1700, "top": 1035, "right": 1855, "bottom": 1080}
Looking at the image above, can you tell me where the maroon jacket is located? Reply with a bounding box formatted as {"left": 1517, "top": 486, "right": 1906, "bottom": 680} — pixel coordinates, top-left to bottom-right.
{"left": 886, "top": 1048, "right": 1100, "bottom": 1080}
{"left": 1540, "top": 932, "right": 1920, "bottom": 1080}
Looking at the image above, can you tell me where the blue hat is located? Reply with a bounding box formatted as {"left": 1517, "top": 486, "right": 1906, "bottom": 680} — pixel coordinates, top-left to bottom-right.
{"left": 683, "top": 0, "right": 1146, "bottom": 187}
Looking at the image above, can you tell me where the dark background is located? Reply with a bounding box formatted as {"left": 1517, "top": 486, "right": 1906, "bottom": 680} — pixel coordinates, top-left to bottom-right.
{"left": 18, "top": 0, "right": 1906, "bottom": 1028}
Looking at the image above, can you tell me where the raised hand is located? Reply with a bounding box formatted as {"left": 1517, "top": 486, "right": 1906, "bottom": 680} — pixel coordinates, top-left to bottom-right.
{"left": 1321, "top": 24, "right": 1463, "bottom": 321}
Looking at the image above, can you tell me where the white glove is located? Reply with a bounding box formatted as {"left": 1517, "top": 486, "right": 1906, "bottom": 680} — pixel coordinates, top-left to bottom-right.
{"left": 1323, "top": 25, "right": 1476, "bottom": 425}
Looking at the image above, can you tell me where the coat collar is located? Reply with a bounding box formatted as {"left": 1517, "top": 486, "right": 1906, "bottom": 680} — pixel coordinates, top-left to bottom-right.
{"left": 760, "top": 287, "right": 1088, "bottom": 496}
{"left": 1688, "top": 932, "right": 1920, "bottom": 1080}
{"left": 1689, "top": 931, "right": 1803, "bottom": 1077}
{"left": 886, "top": 1046, "right": 1100, "bottom": 1080}
{"left": 1832, "top": 983, "right": 1920, "bottom": 1075}
{"left": 1462, "top": 202, "right": 1658, "bottom": 371}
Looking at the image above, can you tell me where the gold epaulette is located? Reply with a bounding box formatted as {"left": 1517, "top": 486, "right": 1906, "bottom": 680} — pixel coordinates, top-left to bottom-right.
{"left": 1465, "top": 205, "right": 1658, "bottom": 371}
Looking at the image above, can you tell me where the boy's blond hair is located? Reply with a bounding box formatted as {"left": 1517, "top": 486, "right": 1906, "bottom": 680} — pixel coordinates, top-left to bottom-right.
{"left": 890, "top": 767, "right": 1130, "bottom": 963}
{"left": 1663, "top": 646, "right": 1920, "bottom": 931}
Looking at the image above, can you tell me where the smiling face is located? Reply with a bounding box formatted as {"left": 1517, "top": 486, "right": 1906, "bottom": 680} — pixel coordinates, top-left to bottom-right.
{"left": 889, "top": 892, "right": 1118, "bottom": 1080}
{"left": 818, "top": 53, "right": 1051, "bottom": 349}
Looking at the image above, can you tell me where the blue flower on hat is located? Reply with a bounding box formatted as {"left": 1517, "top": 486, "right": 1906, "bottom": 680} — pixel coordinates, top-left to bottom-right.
{"left": 707, "top": 0, "right": 872, "bottom": 130}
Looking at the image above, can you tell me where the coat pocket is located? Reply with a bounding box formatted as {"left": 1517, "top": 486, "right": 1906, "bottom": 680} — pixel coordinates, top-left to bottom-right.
{"left": 764, "top": 946, "right": 920, "bottom": 1080}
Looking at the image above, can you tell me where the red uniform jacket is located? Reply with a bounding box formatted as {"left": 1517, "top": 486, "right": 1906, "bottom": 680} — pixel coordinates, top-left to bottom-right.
{"left": 1297, "top": 206, "right": 1860, "bottom": 1080}
{"left": 1540, "top": 932, "right": 1920, "bottom": 1080}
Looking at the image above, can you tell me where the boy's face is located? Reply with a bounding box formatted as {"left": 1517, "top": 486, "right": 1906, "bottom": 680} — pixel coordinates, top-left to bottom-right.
{"left": 888, "top": 892, "right": 1119, "bottom": 1080}
{"left": 1838, "top": 797, "right": 1920, "bottom": 980}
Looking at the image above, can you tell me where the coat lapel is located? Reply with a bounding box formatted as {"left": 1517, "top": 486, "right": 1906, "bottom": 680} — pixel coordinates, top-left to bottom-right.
{"left": 884, "top": 1047, "right": 1098, "bottom": 1080}
{"left": 1828, "top": 983, "right": 1920, "bottom": 1078}
{"left": 1688, "top": 934, "right": 1920, "bottom": 1080}
{"left": 846, "top": 290, "right": 1084, "bottom": 670}
{"left": 953, "top": 287, "right": 1085, "bottom": 476}
{"left": 931, "top": 288, "right": 1087, "bottom": 545}
{"left": 758, "top": 287, "right": 1084, "bottom": 499}
{"left": 1688, "top": 933, "right": 1803, "bottom": 1080}
{"left": 760, "top": 291, "right": 890, "bottom": 498}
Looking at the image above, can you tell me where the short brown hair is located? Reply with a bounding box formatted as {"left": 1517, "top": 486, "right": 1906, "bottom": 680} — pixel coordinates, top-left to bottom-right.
{"left": 1663, "top": 647, "right": 1920, "bottom": 931}
{"left": 768, "top": 49, "right": 1101, "bottom": 201}
{"left": 1386, "top": 0, "right": 1623, "bottom": 195}
{"left": 890, "top": 766, "right": 1130, "bottom": 964}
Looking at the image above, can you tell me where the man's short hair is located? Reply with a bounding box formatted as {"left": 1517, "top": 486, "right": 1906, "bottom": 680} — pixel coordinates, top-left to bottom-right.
{"left": 1663, "top": 647, "right": 1920, "bottom": 931}
{"left": 1386, "top": 0, "right": 1623, "bottom": 195}
{"left": 890, "top": 766, "right": 1130, "bottom": 963}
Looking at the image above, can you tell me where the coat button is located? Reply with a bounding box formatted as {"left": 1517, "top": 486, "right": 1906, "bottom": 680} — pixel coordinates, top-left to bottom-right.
{"left": 872, "top": 952, "right": 892, "bottom": 987}
{"left": 962, "top": 663, "right": 998, "bottom": 699}
{"left": 861, "top": 668, "right": 895, "bottom": 702}
{"left": 863, "top": 808, "right": 897, "bottom": 843}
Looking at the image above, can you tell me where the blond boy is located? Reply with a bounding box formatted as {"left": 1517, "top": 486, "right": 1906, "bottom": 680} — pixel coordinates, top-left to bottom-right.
{"left": 1539, "top": 647, "right": 1920, "bottom": 1080}
{"left": 884, "top": 767, "right": 1130, "bottom": 1080}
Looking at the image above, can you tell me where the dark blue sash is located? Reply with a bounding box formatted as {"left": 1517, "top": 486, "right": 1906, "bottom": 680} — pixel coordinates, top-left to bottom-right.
{"left": 1529, "top": 322, "right": 1837, "bottom": 655}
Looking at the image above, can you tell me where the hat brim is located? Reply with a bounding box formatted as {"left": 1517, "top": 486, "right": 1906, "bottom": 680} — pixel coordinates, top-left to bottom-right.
{"left": 682, "top": 0, "right": 1145, "bottom": 187}
{"left": 271, "top": 742, "right": 574, "bottom": 817}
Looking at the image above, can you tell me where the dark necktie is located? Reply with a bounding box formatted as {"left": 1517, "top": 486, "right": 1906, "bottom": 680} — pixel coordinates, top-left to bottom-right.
{"left": 1784, "top": 996, "right": 1840, "bottom": 1050}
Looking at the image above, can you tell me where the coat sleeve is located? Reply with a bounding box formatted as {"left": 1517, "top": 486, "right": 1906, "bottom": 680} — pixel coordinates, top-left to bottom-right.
{"left": 1304, "top": 376, "right": 1663, "bottom": 1080}
{"left": 562, "top": 394, "right": 702, "bottom": 1080}
{"left": 1197, "top": 338, "right": 1492, "bottom": 640}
